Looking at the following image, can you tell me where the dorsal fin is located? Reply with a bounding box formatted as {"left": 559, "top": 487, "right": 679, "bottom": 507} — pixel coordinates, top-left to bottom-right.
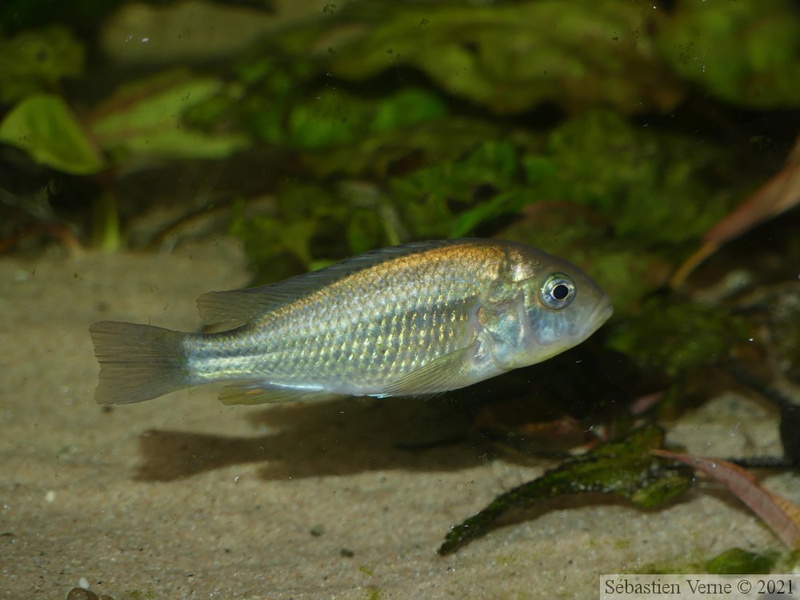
{"left": 197, "top": 239, "right": 464, "bottom": 327}
{"left": 197, "top": 288, "right": 291, "bottom": 327}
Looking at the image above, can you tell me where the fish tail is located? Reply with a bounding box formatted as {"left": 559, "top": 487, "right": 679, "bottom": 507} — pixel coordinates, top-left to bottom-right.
{"left": 89, "top": 321, "right": 191, "bottom": 405}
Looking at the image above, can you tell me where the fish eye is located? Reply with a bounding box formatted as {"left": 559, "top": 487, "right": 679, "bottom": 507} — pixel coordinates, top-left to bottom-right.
{"left": 540, "top": 273, "right": 576, "bottom": 309}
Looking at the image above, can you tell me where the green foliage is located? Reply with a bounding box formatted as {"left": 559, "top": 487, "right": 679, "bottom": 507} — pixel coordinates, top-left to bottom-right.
{"left": 88, "top": 70, "right": 250, "bottom": 161}
{"left": 322, "top": 0, "right": 683, "bottom": 114}
{"left": 607, "top": 298, "right": 746, "bottom": 377}
{"left": 228, "top": 183, "right": 397, "bottom": 280}
{"left": 284, "top": 87, "right": 447, "bottom": 149}
{"left": 388, "top": 138, "right": 522, "bottom": 239}
{"left": 390, "top": 108, "right": 729, "bottom": 246}
{"left": 0, "top": 0, "right": 122, "bottom": 34}
{"left": 657, "top": 0, "right": 800, "bottom": 108}
{"left": 228, "top": 187, "right": 331, "bottom": 279}
{"left": 449, "top": 190, "right": 532, "bottom": 239}
{"left": 273, "top": 0, "right": 800, "bottom": 113}
{"left": 0, "top": 26, "right": 84, "bottom": 104}
{"left": 0, "top": 70, "right": 251, "bottom": 176}
{"left": 439, "top": 425, "right": 693, "bottom": 554}
{"left": 0, "top": 94, "right": 104, "bottom": 174}
{"left": 705, "top": 548, "right": 778, "bottom": 575}
{"left": 219, "top": 54, "right": 449, "bottom": 151}
{"left": 299, "top": 117, "right": 499, "bottom": 179}
{"left": 638, "top": 548, "right": 781, "bottom": 575}
{"left": 524, "top": 109, "right": 732, "bottom": 244}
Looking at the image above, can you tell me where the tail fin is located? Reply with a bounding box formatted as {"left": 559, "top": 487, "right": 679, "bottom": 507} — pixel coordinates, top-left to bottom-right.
{"left": 89, "top": 321, "right": 190, "bottom": 405}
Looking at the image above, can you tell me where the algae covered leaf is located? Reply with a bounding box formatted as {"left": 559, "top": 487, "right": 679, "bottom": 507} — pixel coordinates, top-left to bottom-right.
{"left": 0, "top": 26, "right": 84, "bottom": 105}
{"left": 86, "top": 70, "right": 250, "bottom": 161}
{"left": 439, "top": 424, "right": 692, "bottom": 555}
{"left": 657, "top": 0, "right": 800, "bottom": 108}
{"left": 323, "top": 0, "right": 683, "bottom": 115}
{"left": 0, "top": 94, "right": 105, "bottom": 174}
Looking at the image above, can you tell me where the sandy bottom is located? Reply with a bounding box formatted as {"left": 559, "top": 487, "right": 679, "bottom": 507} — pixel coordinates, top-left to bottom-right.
{"left": 1, "top": 239, "right": 796, "bottom": 599}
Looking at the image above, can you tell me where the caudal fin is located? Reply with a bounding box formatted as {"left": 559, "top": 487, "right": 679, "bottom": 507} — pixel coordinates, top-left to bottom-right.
{"left": 89, "top": 321, "right": 190, "bottom": 405}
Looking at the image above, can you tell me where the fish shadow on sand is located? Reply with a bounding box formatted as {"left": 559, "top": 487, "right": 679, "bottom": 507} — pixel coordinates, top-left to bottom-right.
{"left": 134, "top": 391, "right": 492, "bottom": 482}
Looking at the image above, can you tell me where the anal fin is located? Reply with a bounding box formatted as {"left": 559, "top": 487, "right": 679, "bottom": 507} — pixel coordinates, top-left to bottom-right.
{"left": 219, "top": 382, "right": 342, "bottom": 405}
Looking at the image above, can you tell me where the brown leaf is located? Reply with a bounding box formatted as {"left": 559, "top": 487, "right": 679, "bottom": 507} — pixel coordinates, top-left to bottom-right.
{"left": 654, "top": 449, "right": 800, "bottom": 549}
{"left": 671, "top": 133, "right": 800, "bottom": 288}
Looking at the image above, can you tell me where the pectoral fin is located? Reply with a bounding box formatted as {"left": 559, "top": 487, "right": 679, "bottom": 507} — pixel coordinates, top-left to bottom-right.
{"left": 379, "top": 343, "right": 479, "bottom": 397}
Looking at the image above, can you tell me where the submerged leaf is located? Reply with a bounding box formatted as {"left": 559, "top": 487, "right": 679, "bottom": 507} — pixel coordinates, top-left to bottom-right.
{"left": 657, "top": 0, "right": 800, "bottom": 108}
{"left": 529, "top": 109, "right": 733, "bottom": 245}
{"left": 671, "top": 133, "right": 800, "bottom": 288}
{"left": 654, "top": 450, "right": 800, "bottom": 550}
{"left": 439, "top": 425, "right": 692, "bottom": 555}
{"left": 0, "top": 26, "right": 85, "bottom": 105}
{"left": 87, "top": 70, "right": 250, "bottom": 161}
{"left": 0, "top": 94, "right": 104, "bottom": 174}
{"left": 705, "top": 548, "right": 778, "bottom": 575}
{"left": 285, "top": 87, "right": 447, "bottom": 149}
{"left": 324, "top": 0, "right": 683, "bottom": 114}
{"left": 298, "top": 117, "right": 498, "bottom": 179}
{"left": 606, "top": 297, "right": 745, "bottom": 377}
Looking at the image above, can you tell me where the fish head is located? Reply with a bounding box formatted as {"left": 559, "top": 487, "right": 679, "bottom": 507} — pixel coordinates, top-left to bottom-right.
{"left": 478, "top": 251, "right": 613, "bottom": 371}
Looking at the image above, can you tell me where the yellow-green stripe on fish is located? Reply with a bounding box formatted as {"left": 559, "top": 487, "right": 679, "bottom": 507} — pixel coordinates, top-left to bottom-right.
{"left": 89, "top": 239, "right": 612, "bottom": 406}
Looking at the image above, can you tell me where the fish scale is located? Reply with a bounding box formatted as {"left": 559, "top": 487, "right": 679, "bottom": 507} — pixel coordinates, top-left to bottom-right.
{"left": 223, "top": 296, "right": 473, "bottom": 387}
{"left": 195, "top": 251, "right": 492, "bottom": 384}
{"left": 89, "top": 239, "right": 613, "bottom": 405}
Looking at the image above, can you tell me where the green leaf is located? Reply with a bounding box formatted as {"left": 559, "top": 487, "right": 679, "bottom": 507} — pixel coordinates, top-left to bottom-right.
{"left": 438, "top": 425, "right": 693, "bottom": 555}
{"left": 607, "top": 298, "right": 746, "bottom": 377}
{"left": 531, "top": 109, "right": 732, "bottom": 245}
{"left": 285, "top": 87, "right": 447, "bottom": 149}
{"left": 0, "top": 26, "right": 85, "bottom": 105}
{"left": 299, "top": 116, "right": 497, "bottom": 179}
{"left": 0, "top": 94, "right": 105, "bottom": 174}
{"left": 657, "top": 0, "right": 800, "bottom": 108}
{"left": 87, "top": 70, "right": 250, "bottom": 161}
{"left": 387, "top": 137, "right": 522, "bottom": 239}
{"left": 369, "top": 87, "right": 448, "bottom": 134}
{"left": 448, "top": 190, "right": 531, "bottom": 238}
{"left": 323, "top": 0, "right": 684, "bottom": 114}
{"left": 705, "top": 548, "right": 778, "bottom": 575}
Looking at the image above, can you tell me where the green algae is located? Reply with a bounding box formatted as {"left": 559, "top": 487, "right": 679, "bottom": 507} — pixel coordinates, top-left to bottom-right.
{"left": 316, "top": 0, "right": 683, "bottom": 115}
{"left": 639, "top": 548, "right": 781, "bottom": 576}
{"left": 657, "top": 0, "right": 800, "bottom": 108}
{"left": 607, "top": 298, "right": 747, "bottom": 378}
{"left": 439, "top": 425, "right": 693, "bottom": 555}
{"left": 706, "top": 548, "right": 779, "bottom": 575}
{"left": 0, "top": 26, "right": 84, "bottom": 105}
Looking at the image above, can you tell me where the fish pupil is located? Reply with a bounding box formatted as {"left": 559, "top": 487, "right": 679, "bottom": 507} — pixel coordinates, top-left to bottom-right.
{"left": 552, "top": 283, "right": 570, "bottom": 301}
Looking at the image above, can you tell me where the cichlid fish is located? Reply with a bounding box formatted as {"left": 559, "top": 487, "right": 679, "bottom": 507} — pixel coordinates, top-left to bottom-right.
{"left": 89, "top": 239, "right": 612, "bottom": 406}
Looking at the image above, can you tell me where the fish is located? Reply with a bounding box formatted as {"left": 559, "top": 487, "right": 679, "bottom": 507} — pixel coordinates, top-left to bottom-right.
{"left": 89, "top": 238, "right": 612, "bottom": 406}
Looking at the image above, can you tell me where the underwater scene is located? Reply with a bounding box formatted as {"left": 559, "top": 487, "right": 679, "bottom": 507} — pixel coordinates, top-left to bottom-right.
{"left": 1, "top": 0, "right": 800, "bottom": 598}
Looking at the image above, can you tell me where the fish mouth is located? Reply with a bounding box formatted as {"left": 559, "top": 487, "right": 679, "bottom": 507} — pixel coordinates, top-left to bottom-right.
{"left": 580, "top": 296, "right": 614, "bottom": 339}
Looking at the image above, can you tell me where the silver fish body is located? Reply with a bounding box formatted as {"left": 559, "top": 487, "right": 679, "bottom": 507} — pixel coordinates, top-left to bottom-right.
{"left": 90, "top": 239, "right": 612, "bottom": 405}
